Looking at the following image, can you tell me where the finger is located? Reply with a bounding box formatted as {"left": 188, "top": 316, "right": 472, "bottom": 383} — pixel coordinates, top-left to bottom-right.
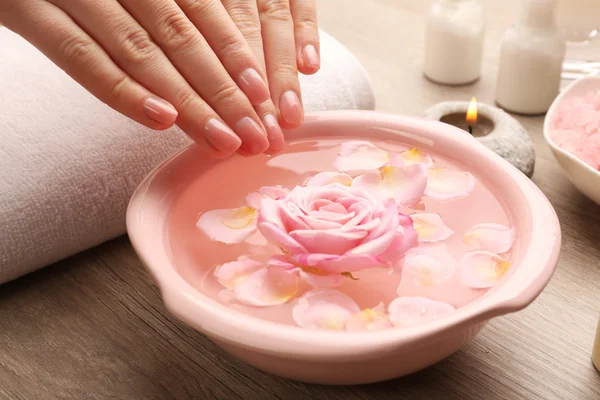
{"left": 290, "top": 0, "right": 320, "bottom": 74}
{"left": 175, "top": 0, "right": 270, "bottom": 106}
{"left": 119, "top": 0, "right": 269, "bottom": 155}
{"left": 9, "top": 1, "right": 178, "bottom": 131}
{"left": 222, "top": 0, "right": 285, "bottom": 154}
{"left": 257, "top": 0, "right": 304, "bottom": 129}
{"left": 43, "top": 0, "right": 242, "bottom": 157}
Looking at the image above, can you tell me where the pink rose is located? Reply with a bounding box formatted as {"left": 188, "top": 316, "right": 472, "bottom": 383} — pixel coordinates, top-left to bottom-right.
{"left": 257, "top": 183, "right": 418, "bottom": 273}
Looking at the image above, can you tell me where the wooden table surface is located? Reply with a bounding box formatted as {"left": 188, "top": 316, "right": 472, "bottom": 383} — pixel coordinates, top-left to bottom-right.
{"left": 2, "top": 1, "right": 600, "bottom": 399}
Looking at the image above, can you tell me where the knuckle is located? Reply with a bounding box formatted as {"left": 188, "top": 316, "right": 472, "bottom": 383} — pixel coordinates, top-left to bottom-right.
{"left": 213, "top": 32, "right": 245, "bottom": 59}
{"left": 160, "top": 10, "right": 197, "bottom": 51}
{"left": 271, "top": 62, "right": 298, "bottom": 78}
{"left": 179, "top": 0, "right": 213, "bottom": 15}
{"left": 110, "top": 75, "right": 131, "bottom": 101}
{"left": 209, "top": 82, "right": 240, "bottom": 107}
{"left": 294, "top": 18, "right": 318, "bottom": 33}
{"left": 119, "top": 29, "right": 157, "bottom": 64}
{"left": 228, "top": 9, "right": 261, "bottom": 38}
{"left": 258, "top": 0, "right": 291, "bottom": 22}
{"left": 58, "top": 35, "right": 97, "bottom": 66}
{"left": 173, "top": 86, "right": 197, "bottom": 111}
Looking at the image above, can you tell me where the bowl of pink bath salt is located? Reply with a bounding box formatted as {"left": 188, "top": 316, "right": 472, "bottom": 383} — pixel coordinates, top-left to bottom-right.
{"left": 127, "top": 111, "right": 561, "bottom": 385}
{"left": 545, "top": 75, "right": 600, "bottom": 205}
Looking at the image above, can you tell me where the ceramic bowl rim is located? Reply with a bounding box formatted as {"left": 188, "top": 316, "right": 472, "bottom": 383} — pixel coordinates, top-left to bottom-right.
{"left": 127, "top": 111, "right": 561, "bottom": 359}
{"left": 543, "top": 75, "right": 600, "bottom": 179}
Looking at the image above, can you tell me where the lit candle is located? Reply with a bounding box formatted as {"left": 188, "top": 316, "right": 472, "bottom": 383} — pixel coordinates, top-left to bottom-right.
{"left": 466, "top": 96, "right": 478, "bottom": 135}
{"left": 423, "top": 99, "right": 536, "bottom": 177}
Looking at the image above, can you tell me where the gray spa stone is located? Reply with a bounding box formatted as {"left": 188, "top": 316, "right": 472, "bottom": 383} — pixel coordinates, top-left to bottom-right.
{"left": 423, "top": 101, "right": 536, "bottom": 177}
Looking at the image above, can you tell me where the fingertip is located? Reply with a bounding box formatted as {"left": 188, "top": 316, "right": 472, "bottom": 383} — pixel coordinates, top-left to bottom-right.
{"left": 278, "top": 91, "right": 304, "bottom": 128}
{"left": 262, "top": 113, "right": 286, "bottom": 153}
{"left": 143, "top": 96, "right": 178, "bottom": 126}
{"left": 298, "top": 44, "right": 320, "bottom": 75}
{"left": 204, "top": 118, "right": 243, "bottom": 155}
{"left": 235, "top": 117, "right": 270, "bottom": 155}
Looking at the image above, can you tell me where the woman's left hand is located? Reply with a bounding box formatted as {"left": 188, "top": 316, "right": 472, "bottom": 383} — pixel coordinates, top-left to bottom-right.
{"left": 222, "top": 0, "right": 319, "bottom": 153}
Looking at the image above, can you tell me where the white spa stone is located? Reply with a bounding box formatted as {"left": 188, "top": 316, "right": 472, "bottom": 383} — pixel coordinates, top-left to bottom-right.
{"left": 424, "top": 101, "right": 536, "bottom": 177}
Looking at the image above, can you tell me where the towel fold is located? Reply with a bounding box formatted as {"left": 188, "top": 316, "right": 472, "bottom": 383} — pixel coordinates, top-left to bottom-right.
{"left": 0, "top": 28, "right": 376, "bottom": 284}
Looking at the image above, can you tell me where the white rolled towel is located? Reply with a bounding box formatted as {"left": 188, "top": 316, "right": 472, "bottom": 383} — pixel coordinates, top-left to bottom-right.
{"left": 0, "top": 28, "right": 376, "bottom": 284}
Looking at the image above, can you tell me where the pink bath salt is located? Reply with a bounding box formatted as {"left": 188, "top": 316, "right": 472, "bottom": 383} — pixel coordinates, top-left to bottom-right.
{"left": 550, "top": 129, "right": 586, "bottom": 148}
{"left": 551, "top": 91, "right": 600, "bottom": 169}
{"left": 582, "top": 134, "right": 600, "bottom": 170}
{"left": 584, "top": 91, "right": 600, "bottom": 110}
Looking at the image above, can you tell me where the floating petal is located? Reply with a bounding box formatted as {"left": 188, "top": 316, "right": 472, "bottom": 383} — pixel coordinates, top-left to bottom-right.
{"left": 459, "top": 251, "right": 511, "bottom": 289}
{"left": 305, "top": 171, "right": 353, "bottom": 187}
{"left": 197, "top": 206, "right": 258, "bottom": 243}
{"left": 213, "top": 258, "right": 264, "bottom": 289}
{"left": 291, "top": 253, "right": 384, "bottom": 273}
{"left": 403, "top": 244, "right": 456, "bottom": 286}
{"left": 292, "top": 289, "right": 361, "bottom": 330}
{"left": 234, "top": 267, "right": 299, "bottom": 306}
{"left": 424, "top": 168, "right": 475, "bottom": 200}
{"left": 394, "top": 148, "right": 433, "bottom": 167}
{"left": 351, "top": 163, "right": 427, "bottom": 206}
{"left": 346, "top": 302, "right": 392, "bottom": 331}
{"left": 298, "top": 268, "right": 345, "bottom": 289}
{"left": 388, "top": 296, "right": 455, "bottom": 327}
{"left": 463, "top": 223, "right": 515, "bottom": 253}
{"left": 410, "top": 213, "right": 454, "bottom": 242}
{"left": 333, "top": 141, "right": 391, "bottom": 174}
{"left": 245, "top": 186, "right": 290, "bottom": 209}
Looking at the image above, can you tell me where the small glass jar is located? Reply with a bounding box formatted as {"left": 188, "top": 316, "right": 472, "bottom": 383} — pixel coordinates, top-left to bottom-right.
{"left": 495, "top": 0, "right": 566, "bottom": 115}
{"left": 423, "top": 0, "right": 485, "bottom": 85}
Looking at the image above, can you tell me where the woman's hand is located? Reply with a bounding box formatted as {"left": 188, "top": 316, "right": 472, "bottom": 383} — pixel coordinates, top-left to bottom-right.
{"left": 222, "top": 0, "right": 319, "bottom": 153}
{"left": 1, "top": 0, "right": 316, "bottom": 157}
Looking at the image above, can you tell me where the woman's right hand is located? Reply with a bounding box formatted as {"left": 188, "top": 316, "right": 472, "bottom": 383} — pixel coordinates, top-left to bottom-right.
{"left": 1, "top": 0, "right": 299, "bottom": 157}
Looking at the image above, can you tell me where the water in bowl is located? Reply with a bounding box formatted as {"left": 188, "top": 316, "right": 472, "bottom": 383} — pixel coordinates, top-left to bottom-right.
{"left": 165, "top": 138, "right": 513, "bottom": 330}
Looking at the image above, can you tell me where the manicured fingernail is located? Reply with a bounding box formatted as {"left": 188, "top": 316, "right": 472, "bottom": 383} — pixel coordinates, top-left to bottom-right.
{"left": 204, "top": 118, "right": 242, "bottom": 152}
{"left": 235, "top": 117, "right": 269, "bottom": 154}
{"left": 279, "top": 91, "right": 303, "bottom": 126}
{"left": 263, "top": 114, "right": 285, "bottom": 153}
{"left": 143, "top": 96, "right": 178, "bottom": 125}
{"left": 302, "top": 45, "right": 320, "bottom": 70}
{"left": 239, "top": 68, "right": 270, "bottom": 105}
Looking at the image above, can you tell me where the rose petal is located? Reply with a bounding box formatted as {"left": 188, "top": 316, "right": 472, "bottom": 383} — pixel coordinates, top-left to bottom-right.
{"left": 410, "top": 213, "right": 454, "bottom": 242}
{"left": 305, "top": 172, "right": 353, "bottom": 187}
{"left": 424, "top": 168, "right": 475, "bottom": 200}
{"left": 234, "top": 266, "right": 299, "bottom": 306}
{"left": 298, "top": 269, "right": 346, "bottom": 288}
{"left": 388, "top": 296, "right": 455, "bottom": 327}
{"left": 289, "top": 229, "right": 368, "bottom": 255}
{"left": 403, "top": 243, "right": 456, "bottom": 286}
{"left": 258, "top": 221, "right": 308, "bottom": 255}
{"left": 463, "top": 223, "right": 515, "bottom": 253}
{"left": 394, "top": 148, "right": 434, "bottom": 167}
{"left": 346, "top": 302, "right": 392, "bottom": 331}
{"left": 292, "top": 289, "right": 361, "bottom": 330}
{"left": 292, "top": 253, "right": 384, "bottom": 273}
{"left": 257, "top": 196, "right": 286, "bottom": 231}
{"left": 351, "top": 163, "right": 428, "bottom": 206}
{"left": 333, "top": 141, "right": 391, "bottom": 174}
{"left": 459, "top": 251, "right": 510, "bottom": 289}
{"left": 214, "top": 258, "right": 264, "bottom": 289}
{"left": 245, "top": 230, "right": 269, "bottom": 246}
{"left": 245, "top": 185, "right": 290, "bottom": 209}
{"left": 197, "top": 207, "right": 258, "bottom": 244}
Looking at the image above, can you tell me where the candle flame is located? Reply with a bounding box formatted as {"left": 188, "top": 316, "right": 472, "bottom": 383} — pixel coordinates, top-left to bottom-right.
{"left": 466, "top": 97, "right": 478, "bottom": 125}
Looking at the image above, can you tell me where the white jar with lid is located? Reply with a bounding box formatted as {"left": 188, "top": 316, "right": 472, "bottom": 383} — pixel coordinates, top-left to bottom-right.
{"left": 495, "top": 0, "right": 566, "bottom": 115}
{"left": 423, "top": 0, "right": 485, "bottom": 85}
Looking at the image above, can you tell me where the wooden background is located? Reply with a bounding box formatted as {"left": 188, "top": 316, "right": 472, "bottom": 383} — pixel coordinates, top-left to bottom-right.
{"left": 2, "top": 0, "right": 600, "bottom": 399}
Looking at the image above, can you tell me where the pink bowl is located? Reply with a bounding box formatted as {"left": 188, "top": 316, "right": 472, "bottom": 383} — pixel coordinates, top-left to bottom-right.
{"left": 126, "top": 111, "right": 561, "bottom": 385}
